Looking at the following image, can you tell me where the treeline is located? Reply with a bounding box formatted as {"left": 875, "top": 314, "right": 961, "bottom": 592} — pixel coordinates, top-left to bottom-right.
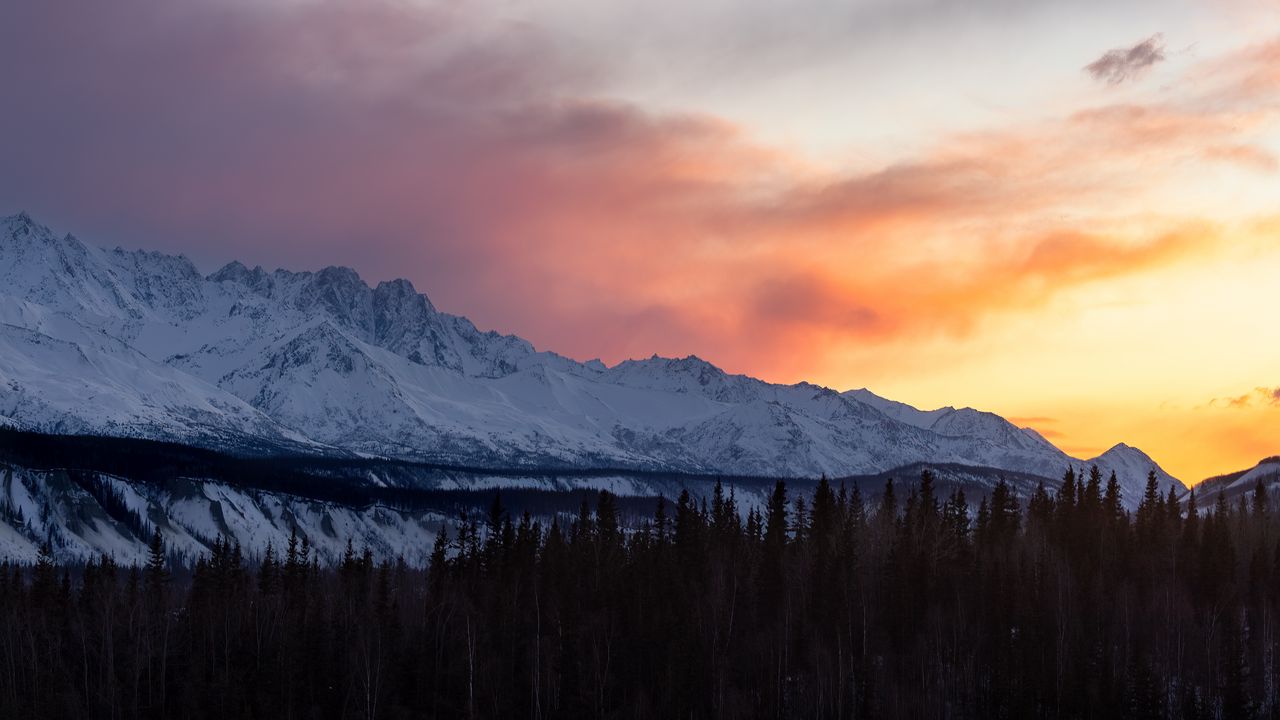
{"left": 0, "top": 468, "right": 1275, "bottom": 718}
{"left": 0, "top": 427, "right": 783, "bottom": 517}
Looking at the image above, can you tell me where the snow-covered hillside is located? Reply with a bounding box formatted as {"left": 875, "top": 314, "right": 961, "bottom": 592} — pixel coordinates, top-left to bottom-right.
{"left": 0, "top": 464, "right": 445, "bottom": 565}
{"left": 0, "top": 213, "right": 1184, "bottom": 506}
{"left": 1188, "top": 457, "right": 1280, "bottom": 508}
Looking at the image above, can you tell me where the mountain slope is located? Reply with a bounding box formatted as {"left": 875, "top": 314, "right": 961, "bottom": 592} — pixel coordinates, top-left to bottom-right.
{"left": 1189, "top": 457, "right": 1280, "bottom": 507}
{"left": 0, "top": 213, "right": 1184, "bottom": 505}
{"left": 846, "top": 389, "right": 1181, "bottom": 501}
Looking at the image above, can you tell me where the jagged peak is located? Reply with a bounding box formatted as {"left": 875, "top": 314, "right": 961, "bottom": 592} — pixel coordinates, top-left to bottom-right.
{"left": 612, "top": 354, "right": 731, "bottom": 382}
{"left": 210, "top": 260, "right": 272, "bottom": 291}
{"left": 210, "top": 260, "right": 249, "bottom": 280}
{"left": 671, "top": 354, "right": 718, "bottom": 369}
{"left": 315, "top": 265, "right": 363, "bottom": 285}
{"left": 792, "top": 380, "right": 837, "bottom": 397}
{"left": 2, "top": 210, "right": 35, "bottom": 227}
{"left": 107, "top": 244, "right": 202, "bottom": 277}
{"left": 373, "top": 277, "right": 436, "bottom": 312}
{"left": 647, "top": 354, "right": 720, "bottom": 372}
{"left": 375, "top": 277, "right": 416, "bottom": 295}
{"left": 2, "top": 211, "right": 56, "bottom": 241}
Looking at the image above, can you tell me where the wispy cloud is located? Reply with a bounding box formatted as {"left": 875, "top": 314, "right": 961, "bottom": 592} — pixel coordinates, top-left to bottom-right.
{"left": 1214, "top": 387, "right": 1280, "bottom": 409}
{"left": 1085, "top": 34, "right": 1166, "bottom": 85}
{"left": 1203, "top": 144, "right": 1279, "bottom": 172}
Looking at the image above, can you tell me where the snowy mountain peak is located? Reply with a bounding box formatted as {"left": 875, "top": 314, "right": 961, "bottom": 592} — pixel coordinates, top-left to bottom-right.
{"left": 1093, "top": 442, "right": 1150, "bottom": 463}
{"left": 2, "top": 211, "right": 63, "bottom": 248}
{"left": 210, "top": 260, "right": 269, "bottom": 287}
{"left": 0, "top": 213, "right": 1185, "bottom": 508}
{"left": 2, "top": 210, "right": 45, "bottom": 237}
{"left": 1087, "top": 442, "right": 1180, "bottom": 498}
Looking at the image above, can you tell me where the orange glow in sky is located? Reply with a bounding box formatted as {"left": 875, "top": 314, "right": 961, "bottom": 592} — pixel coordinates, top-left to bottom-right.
{"left": 3, "top": 0, "right": 1279, "bottom": 482}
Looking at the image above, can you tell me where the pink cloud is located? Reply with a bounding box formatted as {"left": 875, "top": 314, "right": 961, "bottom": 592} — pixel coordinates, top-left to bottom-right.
{"left": 0, "top": 1, "right": 1275, "bottom": 384}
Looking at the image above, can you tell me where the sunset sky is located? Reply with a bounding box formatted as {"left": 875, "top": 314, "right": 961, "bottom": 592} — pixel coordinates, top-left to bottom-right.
{"left": 2, "top": 0, "right": 1278, "bottom": 482}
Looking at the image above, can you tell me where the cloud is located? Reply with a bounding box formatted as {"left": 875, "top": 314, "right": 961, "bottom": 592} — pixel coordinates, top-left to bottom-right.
{"left": 1213, "top": 387, "right": 1280, "bottom": 409}
{"left": 0, "top": 1, "right": 1274, "bottom": 386}
{"left": 1203, "top": 144, "right": 1279, "bottom": 172}
{"left": 1084, "top": 34, "right": 1166, "bottom": 85}
{"left": 750, "top": 273, "right": 881, "bottom": 332}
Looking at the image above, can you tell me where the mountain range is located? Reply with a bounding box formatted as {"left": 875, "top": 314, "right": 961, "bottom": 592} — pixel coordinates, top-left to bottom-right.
{"left": 0, "top": 212, "right": 1186, "bottom": 512}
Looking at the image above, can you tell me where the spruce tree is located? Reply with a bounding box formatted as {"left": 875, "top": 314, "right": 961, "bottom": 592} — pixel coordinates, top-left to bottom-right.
{"left": 144, "top": 529, "right": 168, "bottom": 593}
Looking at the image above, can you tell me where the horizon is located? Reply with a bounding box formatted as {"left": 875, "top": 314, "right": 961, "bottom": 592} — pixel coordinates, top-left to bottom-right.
{"left": 3, "top": 1, "right": 1278, "bottom": 481}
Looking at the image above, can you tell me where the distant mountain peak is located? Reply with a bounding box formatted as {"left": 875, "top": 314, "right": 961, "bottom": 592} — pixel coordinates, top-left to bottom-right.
{"left": 2, "top": 211, "right": 54, "bottom": 243}
{"left": 3, "top": 210, "right": 37, "bottom": 230}
{"left": 1092, "top": 442, "right": 1155, "bottom": 463}
{"left": 315, "top": 264, "right": 362, "bottom": 285}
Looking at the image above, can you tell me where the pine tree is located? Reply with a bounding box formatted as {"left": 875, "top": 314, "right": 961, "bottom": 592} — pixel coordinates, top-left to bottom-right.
{"left": 1136, "top": 471, "right": 1163, "bottom": 548}
{"left": 144, "top": 529, "right": 168, "bottom": 594}
{"left": 30, "top": 540, "right": 57, "bottom": 605}
{"left": 654, "top": 496, "right": 669, "bottom": 545}
{"left": 1083, "top": 465, "right": 1103, "bottom": 516}
{"left": 258, "top": 543, "right": 280, "bottom": 595}
{"left": 674, "top": 489, "right": 700, "bottom": 555}
{"left": 918, "top": 469, "right": 939, "bottom": 523}
{"left": 848, "top": 484, "right": 866, "bottom": 532}
{"left": 764, "top": 481, "right": 788, "bottom": 548}
{"left": 943, "top": 488, "right": 971, "bottom": 548}
{"left": 1104, "top": 470, "right": 1124, "bottom": 526}
{"left": 1058, "top": 467, "right": 1078, "bottom": 520}
{"left": 596, "top": 490, "right": 621, "bottom": 545}
{"left": 877, "top": 477, "right": 897, "bottom": 528}
{"left": 1028, "top": 481, "right": 1054, "bottom": 531}
{"left": 809, "top": 476, "right": 838, "bottom": 552}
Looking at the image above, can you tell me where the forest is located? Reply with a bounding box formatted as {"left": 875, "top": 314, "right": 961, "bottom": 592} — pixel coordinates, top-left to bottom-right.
{"left": 0, "top": 467, "right": 1273, "bottom": 719}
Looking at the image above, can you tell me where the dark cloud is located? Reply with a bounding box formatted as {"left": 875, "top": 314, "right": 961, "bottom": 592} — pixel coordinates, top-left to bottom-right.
{"left": 1084, "top": 34, "right": 1166, "bottom": 85}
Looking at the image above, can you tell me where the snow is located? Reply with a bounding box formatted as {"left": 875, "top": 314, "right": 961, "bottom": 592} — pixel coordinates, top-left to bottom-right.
{"left": 0, "top": 465, "right": 447, "bottom": 565}
{"left": 1223, "top": 458, "right": 1280, "bottom": 493}
{"left": 1085, "top": 443, "right": 1183, "bottom": 502}
{"left": 0, "top": 213, "right": 1184, "bottom": 511}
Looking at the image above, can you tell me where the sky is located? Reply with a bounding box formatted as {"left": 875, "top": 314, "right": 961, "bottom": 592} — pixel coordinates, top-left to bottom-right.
{"left": 1, "top": 0, "right": 1278, "bottom": 482}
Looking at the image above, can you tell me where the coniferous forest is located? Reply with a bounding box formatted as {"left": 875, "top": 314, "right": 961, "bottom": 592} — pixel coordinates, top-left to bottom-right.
{"left": 0, "top": 468, "right": 1275, "bottom": 719}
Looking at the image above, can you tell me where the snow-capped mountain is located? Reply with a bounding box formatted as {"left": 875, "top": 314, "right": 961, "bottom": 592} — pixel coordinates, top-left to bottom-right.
{"left": 1188, "top": 457, "right": 1280, "bottom": 508}
{"left": 0, "top": 213, "right": 1184, "bottom": 506}
{"left": 845, "top": 389, "right": 1180, "bottom": 501}
{"left": 1089, "top": 443, "right": 1181, "bottom": 500}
